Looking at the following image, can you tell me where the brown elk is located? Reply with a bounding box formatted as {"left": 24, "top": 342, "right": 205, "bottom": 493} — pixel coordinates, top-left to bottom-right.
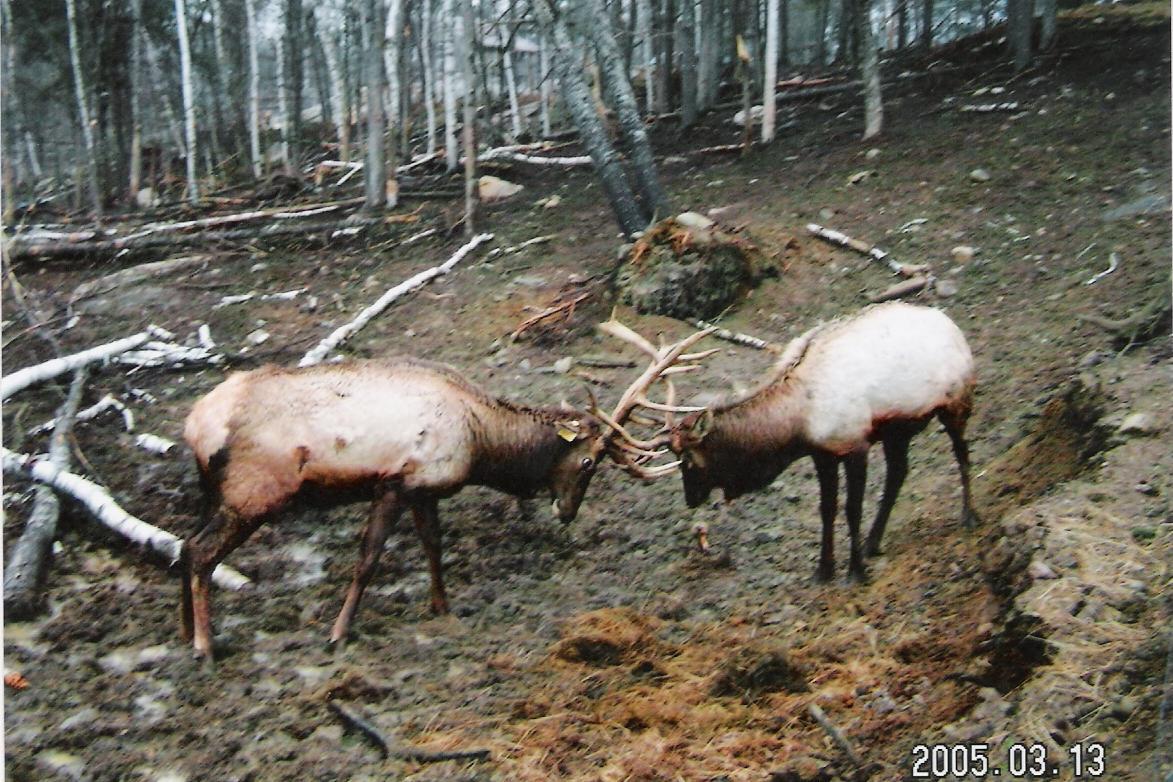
{"left": 181, "top": 342, "right": 710, "bottom": 662}
{"left": 604, "top": 303, "right": 978, "bottom": 582}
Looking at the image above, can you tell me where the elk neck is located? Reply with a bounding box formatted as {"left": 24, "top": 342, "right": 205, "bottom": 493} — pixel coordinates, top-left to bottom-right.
{"left": 465, "top": 401, "right": 570, "bottom": 497}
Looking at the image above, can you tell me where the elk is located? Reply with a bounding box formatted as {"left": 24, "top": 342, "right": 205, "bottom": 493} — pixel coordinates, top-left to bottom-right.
{"left": 605, "top": 303, "right": 978, "bottom": 582}
{"left": 181, "top": 344, "right": 709, "bottom": 662}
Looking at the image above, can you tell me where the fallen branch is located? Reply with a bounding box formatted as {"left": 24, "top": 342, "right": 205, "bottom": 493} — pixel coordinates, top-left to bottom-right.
{"left": 327, "top": 702, "right": 491, "bottom": 763}
{"left": 958, "top": 101, "right": 1021, "bottom": 113}
{"left": 481, "top": 149, "right": 592, "bottom": 166}
{"left": 808, "top": 703, "right": 865, "bottom": 769}
{"left": 806, "top": 223, "right": 929, "bottom": 278}
{"left": 689, "top": 318, "right": 775, "bottom": 351}
{"left": 486, "top": 234, "right": 557, "bottom": 258}
{"left": 868, "top": 275, "right": 930, "bottom": 302}
{"left": 690, "top": 143, "right": 747, "bottom": 156}
{"left": 510, "top": 292, "right": 591, "bottom": 341}
{"left": 1, "top": 447, "right": 249, "bottom": 590}
{"left": 134, "top": 433, "right": 178, "bottom": 455}
{"left": 1084, "top": 252, "right": 1120, "bottom": 286}
{"left": 3, "top": 368, "right": 88, "bottom": 619}
{"left": 113, "top": 340, "right": 223, "bottom": 369}
{"left": 299, "top": 232, "right": 494, "bottom": 366}
{"left": 29, "top": 393, "right": 135, "bottom": 437}
{"left": 70, "top": 255, "right": 211, "bottom": 302}
{"left": 1, "top": 325, "right": 174, "bottom": 401}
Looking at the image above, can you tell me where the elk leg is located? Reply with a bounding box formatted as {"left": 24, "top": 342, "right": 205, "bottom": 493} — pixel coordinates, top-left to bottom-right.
{"left": 843, "top": 452, "right": 868, "bottom": 582}
{"left": 185, "top": 509, "right": 266, "bottom": 662}
{"left": 939, "top": 408, "right": 978, "bottom": 528}
{"left": 812, "top": 453, "right": 840, "bottom": 582}
{"left": 410, "top": 497, "right": 449, "bottom": 615}
{"left": 330, "top": 488, "right": 401, "bottom": 645}
{"left": 865, "top": 433, "right": 912, "bottom": 557}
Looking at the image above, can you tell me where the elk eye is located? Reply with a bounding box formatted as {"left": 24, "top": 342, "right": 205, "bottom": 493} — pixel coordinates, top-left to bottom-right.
{"left": 581, "top": 457, "right": 594, "bottom": 470}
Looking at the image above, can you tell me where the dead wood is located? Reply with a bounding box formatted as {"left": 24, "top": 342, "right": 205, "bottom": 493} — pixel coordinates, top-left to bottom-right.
{"left": 70, "top": 255, "right": 211, "bottom": 302}
{"left": 327, "top": 702, "right": 491, "bottom": 763}
{"left": 510, "top": 292, "right": 591, "bottom": 341}
{"left": 868, "top": 275, "right": 930, "bottom": 302}
{"left": 3, "top": 368, "right": 88, "bottom": 619}
{"left": 689, "top": 318, "right": 776, "bottom": 351}
{"left": 808, "top": 703, "right": 865, "bottom": 769}
{"left": 806, "top": 223, "right": 928, "bottom": 278}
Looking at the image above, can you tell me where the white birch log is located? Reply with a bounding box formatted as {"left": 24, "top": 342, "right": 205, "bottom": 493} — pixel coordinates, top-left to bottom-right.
{"left": 299, "top": 232, "right": 493, "bottom": 366}
{"left": 479, "top": 150, "right": 592, "bottom": 166}
{"left": 1, "top": 326, "right": 173, "bottom": 401}
{"left": 1, "top": 448, "right": 250, "bottom": 590}
{"left": 113, "top": 341, "right": 223, "bottom": 368}
{"left": 805, "top": 223, "right": 929, "bottom": 278}
{"left": 134, "top": 433, "right": 178, "bottom": 455}
{"left": 29, "top": 394, "right": 136, "bottom": 437}
{"left": 958, "top": 102, "right": 1021, "bottom": 113}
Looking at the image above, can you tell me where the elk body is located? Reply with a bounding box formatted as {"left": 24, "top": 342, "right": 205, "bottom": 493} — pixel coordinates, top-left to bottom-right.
{"left": 180, "top": 358, "right": 608, "bottom": 661}
{"left": 611, "top": 303, "right": 977, "bottom": 581}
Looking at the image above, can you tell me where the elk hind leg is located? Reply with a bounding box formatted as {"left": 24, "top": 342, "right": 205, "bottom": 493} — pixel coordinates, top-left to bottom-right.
{"left": 185, "top": 508, "right": 266, "bottom": 663}
{"left": 865, "top": 431, "right": 913, "bottom": 557}
{"left": 939, "top": 405, "right": 978, "bottom": 528}
{"left": 411, "top": 496, "right": 449, "bottom": 615}
{"left": 331, "top": 487, "right": 401, "bottom": 645}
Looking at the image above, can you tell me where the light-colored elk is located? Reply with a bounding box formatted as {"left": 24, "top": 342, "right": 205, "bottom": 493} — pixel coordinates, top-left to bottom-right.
{"left": 181, "top": 342, "right": 710, "bottom": 662}
{"left": 606, "top": 302, "right": 978, "bottom": 581}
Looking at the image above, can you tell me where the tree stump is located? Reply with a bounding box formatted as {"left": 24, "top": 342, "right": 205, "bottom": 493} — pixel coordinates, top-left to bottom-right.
{"left": 613, "top": 212, "right": 774, "bottom": 320}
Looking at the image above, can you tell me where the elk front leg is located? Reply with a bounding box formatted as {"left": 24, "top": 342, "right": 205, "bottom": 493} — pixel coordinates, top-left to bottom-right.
{"left": 940, "top": 408, "right": 978, "bottom": 529}
{"left": 331, "top": 488, "right": 401, "bottom": 645}
{"left": 843, "top": 451, "right": 868, "bottom": 582}
{"left": 812, "top": 453, "right": 840, "bottom": 582}
{"left": 410, "top": 497, "right": 449, "bottom": 615}
{"left": 184, "top": 509, "right": 265, "bottom": 663}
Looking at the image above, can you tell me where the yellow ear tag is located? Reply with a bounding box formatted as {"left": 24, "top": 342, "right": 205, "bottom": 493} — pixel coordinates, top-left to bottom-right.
{"left": 558, "top": 427, "right": 577, "bottom": 442}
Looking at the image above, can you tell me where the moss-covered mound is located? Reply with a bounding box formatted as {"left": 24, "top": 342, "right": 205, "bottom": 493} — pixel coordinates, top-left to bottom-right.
{"left": 613, "top": 213, "right": 773, "bottom": 320}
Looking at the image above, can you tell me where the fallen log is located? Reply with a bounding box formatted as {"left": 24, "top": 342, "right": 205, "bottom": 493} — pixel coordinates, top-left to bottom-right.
{"left": 1, "top": 447, "right": 249, "bottom": 590}
{"left": 689, "top": 318, "right": 776, "bottom": 351}
{"left": 868, "top": 274, "right": 930, "bottom": 302}
{"left": 1, "top": 325, "right": 174, "bottom": 401}
{"left": 70, "top": 255, "right": 211, "bottom": 302}
{"left": 806, "top": 223, "right": 930, "bottom": 278}
{"left": 299, "top": 232, "right": 494, "bottom": 366}
{"left": 3, "top": 368, "right": 88, "bottom": 619}
{"left": 29, "top": 393, "right": 135, "bottom": 437}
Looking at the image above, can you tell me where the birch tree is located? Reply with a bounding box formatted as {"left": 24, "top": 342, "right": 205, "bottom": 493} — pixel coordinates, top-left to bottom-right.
{"left": 532, "top": 0, "right": 646, "bottom": 236}
{"left": 246, "top": 0, "right": 263, "bottom": 177}
{"left": 362, "top": 0, "right": 387, "bottom": 211}
{"left": 421, "top": 0, "right": 439, "bottom": 155}
{"left": 442, "top": 0, "right": 459, "bottom": 170}
{"left": 175, "top": 0, "right": 199, "bottom": 201}
{"left": 637, "top": 0, "right": 655, "bottom": 113}
{"left": 461, "top": 0, "right": 479, "bottom": 233}
{"left": 678, "top": 0, "right": 698, "bottom": 128}
{"left": 761, "top": 0, "right": 780, "bottom": 142}
{"left": 858, "top": 0, "right": 883, "bottom": 139}
{"left": 128, "top": 0, "right": 144, "bottom": 198}
{"left": 538, "top": 35, "right": 552, "bottom": 137}
{"left": 319, "top": 11, "right": 351, "bottom": 162}
{"left": 386, "top": 0, "right": 404, "bottom": 204}
{"left": 587, "top": 0, "right": 671, "bottom": 217}
{"left": 65, "top": 0, "right": 102, "bottom": 216}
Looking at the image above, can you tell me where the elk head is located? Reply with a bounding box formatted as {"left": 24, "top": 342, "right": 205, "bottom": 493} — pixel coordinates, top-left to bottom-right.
{"left": 546, "top": 411, "right": 607, "bottom": 522}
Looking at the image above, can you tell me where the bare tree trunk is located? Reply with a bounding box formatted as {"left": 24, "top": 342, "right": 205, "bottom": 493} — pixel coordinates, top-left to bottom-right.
{"left": 128, "top": 0, "right": 143, "bottom": 198}
{"left": 174, "top": 0, "right": 199, "bottom": 202}
{"left": 276, "top": 34, "right": 291, "bottom": 170}
{"left": 420, "top": 0, "right": 438, "bottom": 155}
{"left": 65, "top": 0, "right": 103, "bottom": 216}
{"left": 1038, "top": 0, "right": 1056, "bottom": 50}
{"left": 919, "top": 0, "right": 933, "bottom": 48}
{"left": 209, "top": 0, "right": 234, "bottom": 162}
{"left": 461, "top": 0, "right": 479, "bottom": 233}
{"left": 503, "top": 49, "right": 523, "bottom": 141}
{"left": 363, "top": 0, "right": 387, "bottom": 211}
{"left": 679, "top": 0, "right": 699, "bottom": 127}
{"left": 538, "top": 34, "right": 552, "bottom": 137}
{"left": 858, "top": 0, "right": 883, "bottom": 139}
{"left": 589, "top": 0, "right": 671, "bottom": 217}
{"left": 320, "top": 16, "right": 351, "bottom": 163}
{"left": 532, "top": 0, "right": 647, "bottom": 236}
{"left": 246, "top": 0, "right": 262, "bottom": 177}
{"left": 653, "top": 0, "right": 672, "bottom": 115}
{"left": 1, "top": 0, "right": 18, "bottom": 219}
{"left": 286, "top": 0, "right": 305, "bottom": 170}
{"left": 1007, "top": 0, "right": 1033, "bottom": 71}
{"left": 442, "top": 0, "right": 459, "bottom": 170}
{"left": 385, "top": 0, "right": 403, "bottom": 205}
{"left": 697, "top": 0, "right": 720, "bottom": 109}
{"left": 638, "top": 0, "right": 655, "bottom": 113}
{"left": 761, "top": 0, "right": 779, "bottom": 142}
{"left": 896, "top": 0, "right": 908, "bottom": 48}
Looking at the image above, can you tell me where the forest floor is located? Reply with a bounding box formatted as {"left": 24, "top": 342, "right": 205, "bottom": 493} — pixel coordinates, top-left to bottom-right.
{"left": 3, "top": 6, "right": 1170, "bottom": 782}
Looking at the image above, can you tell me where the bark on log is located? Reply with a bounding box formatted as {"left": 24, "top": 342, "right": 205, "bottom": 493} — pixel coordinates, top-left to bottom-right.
{"left": 1, "top": 447, "right": 249, "bottom": 590}
{"left": 3, "top": 368, "right": 88, "bottom": 619}
{"left": 806, "top": 223, "right": 929, "bottom": 278}
{"left": 1, "top": 326, "right": 173, "bottom": 401}
{"left": 299, "top": 232, "right": 493, "bottom": 366}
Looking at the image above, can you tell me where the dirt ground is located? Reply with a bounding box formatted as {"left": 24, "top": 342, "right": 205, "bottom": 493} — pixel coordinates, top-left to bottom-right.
{"left": 3, "top": 7, "right": 1170, "bottom": 782}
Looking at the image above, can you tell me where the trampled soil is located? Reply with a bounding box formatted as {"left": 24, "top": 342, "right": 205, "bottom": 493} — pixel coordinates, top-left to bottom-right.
{"left": 4, "top": 7, "right": 1170, "bottom": 781}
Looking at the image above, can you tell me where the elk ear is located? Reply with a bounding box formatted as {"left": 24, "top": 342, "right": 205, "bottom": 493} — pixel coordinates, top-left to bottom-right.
{"left": 689, "top": 409, "right": 714, "bottom": 442}
{"left": 555, "top": 419, "right": 583, "bottom": 442}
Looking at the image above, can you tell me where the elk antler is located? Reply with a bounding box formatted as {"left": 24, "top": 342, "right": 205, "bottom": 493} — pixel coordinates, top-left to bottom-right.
{"left": 594, "top": 314, "right": 717, "bottom": 480}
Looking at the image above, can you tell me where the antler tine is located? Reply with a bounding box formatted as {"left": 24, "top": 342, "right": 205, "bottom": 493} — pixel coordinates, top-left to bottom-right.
{"left": 615, "top": 458, "right": 683, "bottom": 482}
{"left": 634, "top": 394, "right": 707, "bottom": 414}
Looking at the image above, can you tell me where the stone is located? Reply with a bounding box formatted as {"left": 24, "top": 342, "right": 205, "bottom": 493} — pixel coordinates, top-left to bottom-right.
{"left": 478, "top": 175, "right": 524, "bottom": 202}
{"left": 732, "top": 104, "right": 765, "bottom": 126}
{"left": 539, "top": 194, "right": 562, "bottom": 209}
{"left": 1102, "top": 194, "right": 1169, "bottom": 221}
{"left": 553, "top": 357, "right": 574, "bottom": 374}
{"left": 865, "top": 147, "right": 881, "bottom": 160}
{"left": 848, "top": 169, "right": 875, "bottom": 185}
{"left": 134, "top": 187, "right": 160, "bottom": 209}
{"left": 1028, "top": 560, "right": 1058, "bottom": 580}
{"left": 245, "top": 328, "right": 270, "bottom": 346}
{"left": 951, "top": 245, "right": 976, "bottom": 263}
{"left": 512, "top": 274, "right": 547, "bottom": 288}
{"left": 676, "top": 211, "right": 715, "bottom": 230}
{"left": 935, "top": 279, "right": 960, "bottom": 298}
{"left": 1118, "top": 412, "right": 1155, "bottom": 435}
{"left": 970, "top": 168, "right": 992, "bottom": 182}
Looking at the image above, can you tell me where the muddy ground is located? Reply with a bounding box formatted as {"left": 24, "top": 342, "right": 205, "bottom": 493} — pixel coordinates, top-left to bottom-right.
{"left": 3, "top": 7, "right": 1170, "bottom": 782}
